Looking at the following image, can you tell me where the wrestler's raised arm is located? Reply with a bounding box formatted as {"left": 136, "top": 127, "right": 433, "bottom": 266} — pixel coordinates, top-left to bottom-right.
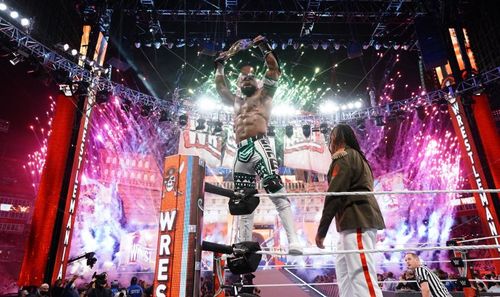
{"left": 253, "top": 35, "right": 281, "bottom": 98}
{"left": 214, "top": 52, "right": 236, "bottom": 106}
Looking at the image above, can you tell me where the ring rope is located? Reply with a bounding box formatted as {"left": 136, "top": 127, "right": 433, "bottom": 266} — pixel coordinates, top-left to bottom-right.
{"left": 203, "top": 256, "right": 500, "bottom": 272}
{"left": 256, "top": 188, "right": 500, "bottom": 198}
{"left": 458, "top": 235, "right": 500, "bottom": 243}
{"left": 254, "top": 256, "right": 500, "bottom": 269}
{"left": 255, "top": 244, "right": 500, "bottom": 256}
{"left": 241, "top": 278, "right": 500, "bottom": 288}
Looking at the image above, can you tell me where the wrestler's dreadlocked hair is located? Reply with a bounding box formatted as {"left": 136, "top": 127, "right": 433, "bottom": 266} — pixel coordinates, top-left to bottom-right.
{"left": 329, "top": 124, "right": 372, "bottom": 173}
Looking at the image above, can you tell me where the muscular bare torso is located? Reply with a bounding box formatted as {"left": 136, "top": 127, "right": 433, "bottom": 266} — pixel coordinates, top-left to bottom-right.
{"left": 234, "top": 89, "right": 272, "bottom": 143}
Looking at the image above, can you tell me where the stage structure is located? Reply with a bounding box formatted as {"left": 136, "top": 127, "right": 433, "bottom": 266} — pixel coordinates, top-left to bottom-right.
{"left": 435, "top": 22, "right": 500, "bottom": 274}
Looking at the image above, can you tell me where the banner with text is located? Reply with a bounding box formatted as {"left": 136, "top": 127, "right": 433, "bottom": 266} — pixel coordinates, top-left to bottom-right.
{"left": 284, "top": 128, "right": 331, "bottom": 174}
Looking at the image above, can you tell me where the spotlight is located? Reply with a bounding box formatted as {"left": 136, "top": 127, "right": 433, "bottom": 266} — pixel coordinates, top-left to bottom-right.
{"left": 267, "top": 125, "right": 275, "bottom": 137}
{"left": 356, "top": 119, "right": 366, "bottom": 131}
{"left": 71, "top": 81, "right": 90, "bottom": 96}
{"left": 212, "top": 121, "right": 223, "bottom": 134}
{"left": 437, "top": 98, "right": 449, "bottom": 112}
{"left": 159, "top": 110, "right": 171, "bottom": 122}
{"left": 63, "top": 44, "right": 70, "bottom": 51}
{"left": 195, "top": 119, "right": 206, "bottom": 131}
{"left": 153, "top": 40, "right": 161, "bottom": 49}
{"left": 134, "top": 41, "right": 141, "bottom": 49}
{"left": 9, "top": 56, "right": 21, "bottom": 66}
{"left": 10, "top": 11, "right": 19, "bottom": 19}
{"left": 285, "top": 125, "right": 294, "bottom": 138}
{"left": 178, "top": 114, "right": 188, "bottom": 127}
{"left": 0, "top": 3, "right": 7, "bottom": 11}
{"left": 319, "top": 122, "right": 329, "bottom": 135}
{"left": 302, "top": 124, "right": 311, "bottom": 138}
{"left": 321, "top": 42, "right": 329, "bottom": 50}
{"left": 71, "top": 49, "right": 78, "bottom": 56}
{"left": 20, "top": 18, "right": 30, "bottom": 27}
{"left": 141, "top": 105, "right": 152, "bottom": 117}
{"left": 374, "top": 115, "right": 385, "bottom": 127}
{"left": 95, "top": 90, "right": 111, "bottom": 104}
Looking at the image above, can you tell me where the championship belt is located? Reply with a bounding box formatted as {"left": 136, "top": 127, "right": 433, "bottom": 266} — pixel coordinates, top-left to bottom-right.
{"left": 221, "top": 39, "right": 254, "bottom": 59}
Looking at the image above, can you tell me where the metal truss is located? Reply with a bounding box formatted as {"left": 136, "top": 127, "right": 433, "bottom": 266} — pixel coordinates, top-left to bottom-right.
{"left": 225, "top": 0, "right": 238, "bottom": 10}
{"left": 199, "top": 66, "right": 500, "bottom": 126}
{"left": 1, "top": 14, "right": 499, "bottom": 127}
{"left": 152, "top": 9, "right": 417, "bottom": 24}
{"left": 369, "top": 0, "right": 405, "bottom": 46}
{"left": 301, "top": 66, "right": 500, "bottom": 125}
{"left": 0, "top": 15, "right": 171, "bottom": 110}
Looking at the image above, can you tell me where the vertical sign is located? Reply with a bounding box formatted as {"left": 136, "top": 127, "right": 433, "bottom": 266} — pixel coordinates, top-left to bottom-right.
{"left": 154, "top": 155, "right": 204, "bottom": 297}
{"left": 52, "top": 88, "right": 95, "bottom": 281}
{"left": 447, "top": 95, "right": 500, "bottom": 268}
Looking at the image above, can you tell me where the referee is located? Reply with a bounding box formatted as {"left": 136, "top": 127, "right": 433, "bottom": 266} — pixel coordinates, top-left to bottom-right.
{"left": 404, "top": 252, "right": 452, "bottom": 297}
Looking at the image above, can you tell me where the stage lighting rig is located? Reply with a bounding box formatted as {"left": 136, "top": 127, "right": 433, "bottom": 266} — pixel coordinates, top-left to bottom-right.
{"left": 212, "top": 121, "right": 223, "bottom": 135}
{"left": 267, "top": 125, "right": 275, "bottom": 137}
{"left": 178, "top": 114, "right": 188, "bottom": 127}
{"left": 67, "top": 251, "right": 97, "bottom": 269}
{"left": 285, "top": 125, "right": 294, "bottom": 138}
{"left": 302, "top": 124, "right": 311, "bottom": 138}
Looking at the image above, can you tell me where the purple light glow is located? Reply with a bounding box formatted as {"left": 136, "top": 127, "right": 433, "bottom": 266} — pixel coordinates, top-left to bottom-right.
{"left": 26, "top": 95, "right": 462, "bottom": 282}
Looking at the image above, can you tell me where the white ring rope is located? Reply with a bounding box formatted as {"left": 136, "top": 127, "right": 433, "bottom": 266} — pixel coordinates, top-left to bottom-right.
{"left": 458, "top": 235, "right": 500, "bottom": 243}
{"left": 240, "top": 278, "right": 500, "bottom": 288}
{"left": 199, "top": 256, "right": 500, "bottom": 272}
{"left": 255, "top": 244, "right": 500, "bottom": 256}
{"left": 256, "top": 188, "right": 500, "bottom": 198}
{"left": 257, "top": 256, "right": 500, "bottom": 269}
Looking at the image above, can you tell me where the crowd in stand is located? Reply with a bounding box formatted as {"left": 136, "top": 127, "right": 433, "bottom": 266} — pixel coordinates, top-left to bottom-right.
{"left": 16, "top": 268, "right": 500, "bottom": 297}
{"left": 18, "top": 274, "right": 153, "bottom": 297}
{"left": 311, "top": 268, "right": 500, "bottom": 294}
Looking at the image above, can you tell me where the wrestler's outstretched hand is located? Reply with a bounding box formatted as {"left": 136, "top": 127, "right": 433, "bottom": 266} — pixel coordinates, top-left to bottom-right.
{"left": 315, "top": 233, "right": 325, "bottom": 249}
{"left": 214, "top": 52, "right": 228, "bottom": 67}
{"left": 253, "top": 35, "right": 266, "bottom": 45}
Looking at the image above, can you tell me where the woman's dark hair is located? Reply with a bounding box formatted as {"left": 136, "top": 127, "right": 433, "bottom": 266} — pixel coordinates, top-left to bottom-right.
{"left": 130, "top": 276, "right": 138, "bottom": 285}
{"left": 329, "top": 124, "right": 371, "bottom": 170}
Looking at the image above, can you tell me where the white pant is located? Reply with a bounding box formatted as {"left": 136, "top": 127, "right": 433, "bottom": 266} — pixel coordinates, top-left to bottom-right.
{"left": 336, "top": 228, "right": 383, "bottom": 297}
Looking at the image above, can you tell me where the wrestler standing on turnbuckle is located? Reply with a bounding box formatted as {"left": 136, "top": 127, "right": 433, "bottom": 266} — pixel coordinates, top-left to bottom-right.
{"left": 214, "top": 35, "right": 303, "bottom": 254}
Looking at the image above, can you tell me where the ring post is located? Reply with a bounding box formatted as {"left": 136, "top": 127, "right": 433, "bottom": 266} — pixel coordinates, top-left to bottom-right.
{"left": 153, "top": 155, "right": 205, "bottom": 297}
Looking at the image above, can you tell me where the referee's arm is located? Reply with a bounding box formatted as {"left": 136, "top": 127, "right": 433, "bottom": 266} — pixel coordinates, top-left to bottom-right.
{"left": 420, "top": 281, "right": 431, "bottom": 297}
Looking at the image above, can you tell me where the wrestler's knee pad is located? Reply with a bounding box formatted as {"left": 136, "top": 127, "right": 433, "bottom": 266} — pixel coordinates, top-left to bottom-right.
{"left": 262, "top": 174, "right": 284, "bottom": 193}
{"left": 262, "top": 174, "right": 291, "bottom": 212}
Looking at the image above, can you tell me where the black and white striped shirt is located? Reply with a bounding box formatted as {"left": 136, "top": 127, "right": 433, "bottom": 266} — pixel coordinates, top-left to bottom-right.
{"left": 414, "top": 266, "right": 452, "bottom": 297}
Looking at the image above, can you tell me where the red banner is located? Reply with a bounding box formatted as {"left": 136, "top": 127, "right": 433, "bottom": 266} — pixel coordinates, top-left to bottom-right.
{"left": 18, "top": 94, "right": 77, "bottom": 286}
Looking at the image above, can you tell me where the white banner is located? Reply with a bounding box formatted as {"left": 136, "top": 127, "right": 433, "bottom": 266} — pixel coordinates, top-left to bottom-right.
{"left": 284, "top": 128, "right": 331, "bottom": 174}
{"left": 178, "top": 130, "right": 223, "bottom": 168}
